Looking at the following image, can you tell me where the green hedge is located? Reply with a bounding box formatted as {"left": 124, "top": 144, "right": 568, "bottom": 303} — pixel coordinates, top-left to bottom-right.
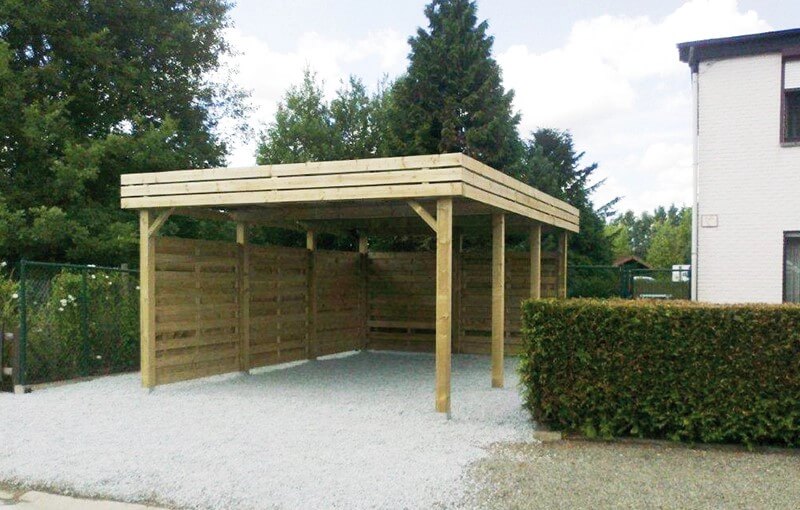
{"left": 520, "top": 299, "right": 800, "bottom": 446}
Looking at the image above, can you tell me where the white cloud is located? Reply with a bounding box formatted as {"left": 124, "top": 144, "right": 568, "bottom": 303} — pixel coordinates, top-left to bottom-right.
{"left": 218, "top": 0, "right": 771, "bottom": 214}
{"left": 497, "top": 0, "right": 770, "bottom": 213}
{"left": 221, "top": 27, "right": 408, "bottom": 166}
{"left": 499, "top": 0, "right": 770, "bottom": 132}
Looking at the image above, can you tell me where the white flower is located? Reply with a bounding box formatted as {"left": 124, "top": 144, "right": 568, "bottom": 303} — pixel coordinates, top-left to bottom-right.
{"left": 95, "top": 355, "right": 102, "bottom": 360}
{"left": 0, "top": 261, "right": 6, "bottom": 268}
{"left": 67, "top": 294, "right": 75, "bottom": 301}
{"left": 11, "top": 293, "right": 18, "bottom": 299}
{"left": 108, "top": 281, "right": 113, "bottom": 286}
{"left": 135, "top": 286, "right": 140, "bottom": 290}
{"left": 90, "top": 274, "right": 96, "bottom": 279}
{"left": 104, "top": 274, "right": 109, "bottom": 279}
{"left": 60, "top": 298, "right": 68, "bottom": 307}
{"left": 58, "top": 307, "right": 64, "bottom": 312}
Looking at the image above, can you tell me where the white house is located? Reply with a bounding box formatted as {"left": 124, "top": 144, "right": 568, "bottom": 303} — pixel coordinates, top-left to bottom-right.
{"left": 678, "top": 29, "right": 800, "bottom": 303}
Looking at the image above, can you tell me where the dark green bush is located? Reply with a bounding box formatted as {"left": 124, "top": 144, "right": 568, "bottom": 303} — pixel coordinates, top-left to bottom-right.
{"left": 520, "top": 299, "right": 800, "bottom": 446}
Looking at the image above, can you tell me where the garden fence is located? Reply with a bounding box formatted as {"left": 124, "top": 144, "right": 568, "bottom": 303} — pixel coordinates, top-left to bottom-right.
{"left": 568, "top": 265, "right": 691, "bottom": 300}
{"left": 16, "top": 260, "right": 139, "bottom": 387}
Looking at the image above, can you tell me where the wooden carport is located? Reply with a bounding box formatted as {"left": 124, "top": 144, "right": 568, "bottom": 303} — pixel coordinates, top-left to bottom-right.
{"left": 121, "top": 153, "right": 579, "bottom": 413}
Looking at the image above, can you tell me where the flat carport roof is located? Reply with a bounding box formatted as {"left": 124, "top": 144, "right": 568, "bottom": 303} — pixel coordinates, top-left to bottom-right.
{"left": 122, "top": 153, "right": 579, "bottom": 413}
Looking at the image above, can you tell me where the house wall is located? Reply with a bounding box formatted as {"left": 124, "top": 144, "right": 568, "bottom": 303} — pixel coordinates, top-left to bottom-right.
{"left": 695, "top": 53, "right": 800, "bottom": 303}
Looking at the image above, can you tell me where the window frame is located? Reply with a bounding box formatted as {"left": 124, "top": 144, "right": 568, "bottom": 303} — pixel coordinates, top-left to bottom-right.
{"left": 783, "top": 231, "right": 800, "bottom": 303}
{"left": 781, "top": 49, "right": 800, "bottom": 145}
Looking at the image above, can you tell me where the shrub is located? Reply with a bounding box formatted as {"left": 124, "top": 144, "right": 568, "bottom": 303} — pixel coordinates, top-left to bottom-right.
{"left": 24, "top": 268, "right": 139, "bottom": 384}
{"left": 520, "top": 299, "right": 800, "bottom": 446}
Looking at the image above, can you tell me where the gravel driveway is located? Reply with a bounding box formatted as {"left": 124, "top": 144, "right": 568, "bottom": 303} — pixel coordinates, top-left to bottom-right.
{"left": 455, "top": 440, "right": 800, "bottom": 509}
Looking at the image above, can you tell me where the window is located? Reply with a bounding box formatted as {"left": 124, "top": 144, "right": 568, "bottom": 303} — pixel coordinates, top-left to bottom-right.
{"left": 783, "top": 60, "right": 800, "bottom": 143}
{"left": 784, "top": 232, "right": 800, "bottom": 303}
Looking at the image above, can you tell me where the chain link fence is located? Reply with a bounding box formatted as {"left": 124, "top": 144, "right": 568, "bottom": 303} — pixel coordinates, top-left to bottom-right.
{"left": 17, "top": 261, "right": 139, "bottom": 387}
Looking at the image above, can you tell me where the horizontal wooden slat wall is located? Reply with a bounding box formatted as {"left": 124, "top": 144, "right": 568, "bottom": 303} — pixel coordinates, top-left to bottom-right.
{"left": 314, "top": 251, "right": 364, "bottom": 355}
{"left": 367, "top": 252, "right": 437, "bottom": 352}
{"left": 154, "top": 237, "right": 240, "bottom": 384}
{"left": 153, "top": 237, "right": 368, "bottom": 385}
{"left": 249, "top": 245, "right": 309, "bottom": 367}
{"left": 366, "top": 250, "right": 557, "bottom": 355}
{"left": 460, "top": 251, "right": 558, "bottom": 355}
{"left": 152, "top": 236, "right": 560, "bottom": 385}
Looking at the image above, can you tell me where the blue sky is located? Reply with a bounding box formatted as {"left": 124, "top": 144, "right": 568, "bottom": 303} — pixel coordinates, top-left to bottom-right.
{"left": 221, "top": 0, "right": 800, "bottom": 214}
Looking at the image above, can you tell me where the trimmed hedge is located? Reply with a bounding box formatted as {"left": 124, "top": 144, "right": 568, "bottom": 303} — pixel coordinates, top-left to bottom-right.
{"left": 520, "top": 299, "right": 800, "bottom": 446}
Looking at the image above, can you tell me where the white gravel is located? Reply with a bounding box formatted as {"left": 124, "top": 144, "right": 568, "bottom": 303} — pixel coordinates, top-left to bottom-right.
{"left": 0, "top": 351, "right": 532, "bottom": 509}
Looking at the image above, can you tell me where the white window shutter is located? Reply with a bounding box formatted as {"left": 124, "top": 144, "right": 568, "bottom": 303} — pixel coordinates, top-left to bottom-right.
{"left": 785, "top": 60, "right": 800, "bottom": 89}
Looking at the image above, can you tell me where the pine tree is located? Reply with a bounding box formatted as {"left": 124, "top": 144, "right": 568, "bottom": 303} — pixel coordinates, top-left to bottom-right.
{"left": 389, "top": 0, "right": 521, "bottom": 172}
{"left": 518, "top": 129, "right": 617, "bottom": 265}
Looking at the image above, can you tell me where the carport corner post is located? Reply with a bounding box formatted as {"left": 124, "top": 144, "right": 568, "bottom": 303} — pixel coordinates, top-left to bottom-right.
{"left": 139, "top": 209, "right": 156, "bottom": 389}
{"left": 491, "top": 212, "right": 505, "bottom": 389}
{"left": 435, "top": 197, "right": 452, "bottom": 414}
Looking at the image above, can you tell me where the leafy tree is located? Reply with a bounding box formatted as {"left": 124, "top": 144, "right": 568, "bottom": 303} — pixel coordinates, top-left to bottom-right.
{"left": 610, "top": 205, "right": 691, "bottom": 266}
{"left": 257, "top": 70, "right": 389, "bottom": 165}
{"left": 517, "top": 129, "right": 617, "bottom": 265}
{"left": 605, "top": 222, "right": 632, "bottom": 261}
{"left": 0, "top": 0, "right": 243, "bottom": 265}
{"left": 388, "top": 0, "right": 521, "bottom": 171}
{"left": 646, "top": 210, "right": 691, "bottom": 268}
{"left": 256, "top": 71, "right": 391, "bottom": 249}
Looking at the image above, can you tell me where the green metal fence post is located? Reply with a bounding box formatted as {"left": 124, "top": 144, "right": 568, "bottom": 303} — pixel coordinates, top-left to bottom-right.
{"left": 80, "top": 267, "right": 90, "bottom": 376}
{"left": 17, "top": 260, "right": 27, "bottom": 388}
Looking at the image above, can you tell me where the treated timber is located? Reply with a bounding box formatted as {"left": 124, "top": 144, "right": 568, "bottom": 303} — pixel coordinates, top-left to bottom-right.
{"left": 140, "top": 210, "right": 156, "bottom": 388}
{"left": 491, "top": 213, "right": 505, "bottom": 389}
{"left": 530, "top": 223, "right": 542, "bottom": 299}
{"left": 148, "top": 208, "right": 175, "bottom": 237}
{"left": 558, "top": 231, "right": 568, "bottom": 298}
{"left": 120, "top": 153, "right": 579, "bottom": 233}
{"left": 407, "top": 200, "right": 438, "bottom": 232}
{"left": 359, "top": 234, "right": 369, "bottom": 348}
{"left": 306, "top": 231, "right": 317, "bottom": 360}
{"left": 236, "top": 222, "right": 250, "bottom": 372}
{"left": 436, "top": 197, "right": 453, "bottom": 414}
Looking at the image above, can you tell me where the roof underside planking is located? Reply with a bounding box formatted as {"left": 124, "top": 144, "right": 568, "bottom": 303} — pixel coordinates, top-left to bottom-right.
{"left": 120, "top": 153, "right": 580, "bottom": 235}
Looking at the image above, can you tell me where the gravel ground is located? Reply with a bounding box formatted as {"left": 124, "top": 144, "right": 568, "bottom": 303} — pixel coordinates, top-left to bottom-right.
{"left": 454, "top": 440, "right": 800, "bottom": 509}
{"left": 0, "top": 351, "right": 529, "bottom": 509}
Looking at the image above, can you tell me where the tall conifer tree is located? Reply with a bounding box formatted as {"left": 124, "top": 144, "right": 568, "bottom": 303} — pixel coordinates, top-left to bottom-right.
{"left": 389, "top": 0, "right": 521, "bottom": 172}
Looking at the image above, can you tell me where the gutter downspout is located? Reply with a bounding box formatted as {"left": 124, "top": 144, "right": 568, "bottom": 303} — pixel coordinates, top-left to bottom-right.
{"left": 690, "top": 54, "right": 700, "bottom": 301}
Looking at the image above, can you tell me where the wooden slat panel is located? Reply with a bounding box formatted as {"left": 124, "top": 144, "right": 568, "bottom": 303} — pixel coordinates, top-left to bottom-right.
{"left": 366, "top": 250, "right": 558, "bottom": 354}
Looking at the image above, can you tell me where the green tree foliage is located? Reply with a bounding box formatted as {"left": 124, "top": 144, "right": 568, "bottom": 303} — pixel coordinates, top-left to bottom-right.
{"left": 610, "top": 205, "right": 691, "bottom": 267}
{"left": 0, "top": 0, "right": 243, "bottom": 265}
{"left": 517, "top": 129, "right": 617, "bottom": 265}
{"left": 647, "top": 211, "right": 691, "bottom": 268}
{"left": 257, "top": 70, "right": 388, "bottom": 165}
{"left": 604, "top": 223, "right": 632, "bottom": 261}
{"left": 255, "top": 71, "right": 391, "bottom": 249}
{"left": 388, "top": 0, "right": 521, "bottom": 171}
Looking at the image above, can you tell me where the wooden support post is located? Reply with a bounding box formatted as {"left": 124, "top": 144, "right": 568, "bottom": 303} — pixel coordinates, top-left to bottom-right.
{"left": 435, "top": 198, "right": 453, "bottom": 414}
{"left": 491, "top": 213, "right": 505, "bottom": 388}
{"left": 359, "top": 234, "right": 369, "bottom": 349}
{"left": 452, "top": 228, "right": 463, "bottom": 355}
{"left": 139, "top": 210, "right": 156, "bottom": 388}
{"left": 530, "top": 223, "right": 542, "bottom": 299}
{"left": 306, "top": 230, "right": 317, "bottom": 360}
{"left": 557, "top": 230, "right": 568, "bottom": 299}
{"left": 237, "top": 222, "right": 251, "bottom": 373}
